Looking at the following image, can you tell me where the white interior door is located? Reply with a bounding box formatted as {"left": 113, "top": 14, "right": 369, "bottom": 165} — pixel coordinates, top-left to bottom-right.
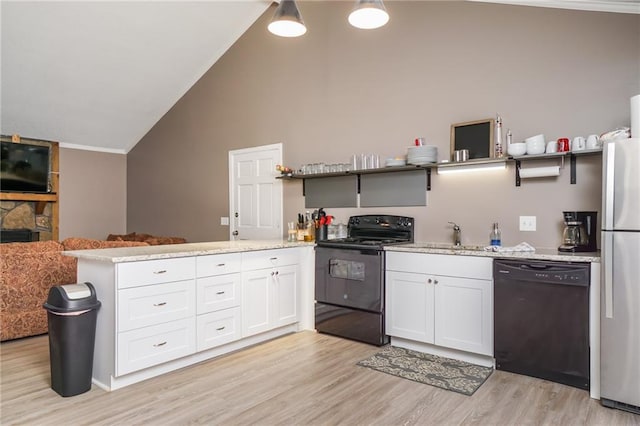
{"left": 229, "top": 143, "right": 282, "bottom": 240}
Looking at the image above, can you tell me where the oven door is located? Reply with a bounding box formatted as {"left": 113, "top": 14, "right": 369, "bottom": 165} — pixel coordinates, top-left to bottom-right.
{"left": 315, "top": 247, "right": 383, "bottom": 312}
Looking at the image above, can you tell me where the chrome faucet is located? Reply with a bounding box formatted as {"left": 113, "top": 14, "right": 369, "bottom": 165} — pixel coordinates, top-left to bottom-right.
{"left": 448, "top": 222, "right": 461, "bottom": 246}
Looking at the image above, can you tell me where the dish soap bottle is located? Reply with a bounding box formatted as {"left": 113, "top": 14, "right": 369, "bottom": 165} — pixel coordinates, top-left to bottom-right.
{"left": 490, "top": 223, "right": 502, "bottom": 246}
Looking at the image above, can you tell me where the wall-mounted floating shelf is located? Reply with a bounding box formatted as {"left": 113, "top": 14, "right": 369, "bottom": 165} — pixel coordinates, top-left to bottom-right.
{"left": 510, "top": 148, "right": 602, "bottom": 187}
{"left": 277, "top": 165, "right": 433, "bottom": 208}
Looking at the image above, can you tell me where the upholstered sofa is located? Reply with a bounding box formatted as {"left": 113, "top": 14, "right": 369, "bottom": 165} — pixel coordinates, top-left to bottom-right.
{"left": 106, "top": 232, "right": 187, "bottom": 246}
{"left": 0, "top": 238, "right": 150, "bottom": 341}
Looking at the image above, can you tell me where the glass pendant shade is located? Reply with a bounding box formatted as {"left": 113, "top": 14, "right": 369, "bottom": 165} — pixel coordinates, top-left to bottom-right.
{"left": 268, "top": 0, "right": 307, "bottom": 37}
{"left": 348, "top": 0, "right": 389, "bottom": 30}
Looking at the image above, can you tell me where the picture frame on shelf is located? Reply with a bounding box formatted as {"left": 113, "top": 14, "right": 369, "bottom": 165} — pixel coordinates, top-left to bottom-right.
{"left": 450, "top": 118, "right": 495, "bottom": 160}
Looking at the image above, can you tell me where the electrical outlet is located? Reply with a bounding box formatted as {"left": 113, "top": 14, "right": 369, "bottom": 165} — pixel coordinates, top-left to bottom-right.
{"left": 520, "top": 216, "right": 536, "bottom": 231}
{"left": 220, "top": 217, "right": 229, "bottom": 226}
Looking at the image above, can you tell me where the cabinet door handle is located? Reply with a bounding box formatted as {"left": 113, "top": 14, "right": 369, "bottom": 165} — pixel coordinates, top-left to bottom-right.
{"left": 433, "top": 279, "right": 439, "bottom": 285}
{"left": 271, "top": 271, "right": 275, "bottom": 276}
{"left": 275, "top": 270, "right": 279, "bottom": 275}
{"left": 153, "top": 302, "right": 167, "bottom": 307}
{"left": 216, "top": 326, "right": 226, "bottom": 331}
{"left": 216, "top": 291, "right": 225, "bottom": 295}
{"left": 427, "top": 278, "right": 432, "bottom": 284}
{"left": 217, "top": 263, "right": 226, "bottom": 267}
{"left": 153, "top": 341, "right": 167, "bottom": 347}
{"left": 153, "top": 270, "right": 167, "bottom": 274}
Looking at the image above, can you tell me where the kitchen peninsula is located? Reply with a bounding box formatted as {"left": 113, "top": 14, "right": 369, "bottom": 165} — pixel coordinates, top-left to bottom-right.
{"left": 65, "top": 241, "right": 315, "bottom": 391}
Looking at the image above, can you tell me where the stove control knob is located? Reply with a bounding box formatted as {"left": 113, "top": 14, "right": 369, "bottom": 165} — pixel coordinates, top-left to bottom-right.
{"left": 353, "top": 218, "right": 360, "bottom": 225}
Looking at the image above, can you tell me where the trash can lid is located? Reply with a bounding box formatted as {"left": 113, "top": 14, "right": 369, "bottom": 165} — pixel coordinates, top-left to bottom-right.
{"left": 43, "top": 282, "right": 101, "bottom": 313}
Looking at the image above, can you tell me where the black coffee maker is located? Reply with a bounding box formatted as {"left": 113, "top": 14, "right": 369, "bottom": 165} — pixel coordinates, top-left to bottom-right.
{"left": 558, "top": 211, "right": 598, "bottom": 252}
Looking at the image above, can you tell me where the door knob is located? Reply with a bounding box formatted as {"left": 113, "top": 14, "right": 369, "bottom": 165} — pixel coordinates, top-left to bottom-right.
{"left": 232, "top": 230, "right": 239, "bottom": 236}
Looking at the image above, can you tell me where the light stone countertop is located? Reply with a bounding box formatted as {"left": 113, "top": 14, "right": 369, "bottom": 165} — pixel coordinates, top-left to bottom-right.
{"left": 385, "top": 242, "right": 600, "bottom": 263}
{"left": 63, "top": 240, "right": 315, "bottom": 263}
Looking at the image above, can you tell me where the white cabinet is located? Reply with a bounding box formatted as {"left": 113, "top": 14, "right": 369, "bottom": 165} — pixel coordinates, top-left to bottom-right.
{"left": 115, "top": 259, "right": 197, "bottom": 376}
{"left": 241, "top": 250, "right": 298, "bottom": 338}
{"left": 77, "top": 246, "right": 305, "bottom": 391}
{"left": 196, "top": 253, "right": 242, "bottom": 351}
{"left": 386, "top": 252, "right": 493, "bottom": 357}
{"left": 386, "top": 271, "right": 434, "bottom": 343}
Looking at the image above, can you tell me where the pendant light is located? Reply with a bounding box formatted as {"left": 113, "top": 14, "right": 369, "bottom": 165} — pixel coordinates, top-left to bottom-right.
{"left": 348, "top": 0, "right": 389, "bottom": 30}
{"left": 268, "top": 0, "right": 307, "bottom": 37}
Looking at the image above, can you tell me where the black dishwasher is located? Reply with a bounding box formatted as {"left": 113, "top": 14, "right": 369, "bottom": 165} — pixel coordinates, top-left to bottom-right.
{"left": 494, "top": 259, "right": 590, "bottom": 390}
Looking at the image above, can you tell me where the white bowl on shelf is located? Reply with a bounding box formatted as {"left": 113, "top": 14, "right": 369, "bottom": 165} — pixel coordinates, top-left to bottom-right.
{"left": 507, "top": 142, "right": 527, "bottom": 156}
{"left": 525, "top": 134, "right": 546, "bottom": 155}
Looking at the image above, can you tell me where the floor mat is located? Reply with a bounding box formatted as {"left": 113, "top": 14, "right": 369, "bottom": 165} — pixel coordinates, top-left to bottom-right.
{"left": 357, "top": 346, "right": 493, "bottom": 396}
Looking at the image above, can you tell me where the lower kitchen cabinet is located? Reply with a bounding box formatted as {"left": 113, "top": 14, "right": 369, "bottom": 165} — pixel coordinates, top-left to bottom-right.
{"left": 75, "top": 246, "right": 305, "bottom": 391}
{"left": 196, "top": 307, "right": 242, "bottom": 351}
{"left": 117, "top": 317, "right": 196, "bottom": 376}
{"left": 385, "top": 252, "right": 493, "bottom": 357}
{"left": 242, "top": 264, "right": 298, "bottom": 337}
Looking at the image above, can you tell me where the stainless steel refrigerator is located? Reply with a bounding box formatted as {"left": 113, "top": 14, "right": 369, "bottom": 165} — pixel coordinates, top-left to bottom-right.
{"left": 601, "top": 137, "right": 640, "bottom": 414}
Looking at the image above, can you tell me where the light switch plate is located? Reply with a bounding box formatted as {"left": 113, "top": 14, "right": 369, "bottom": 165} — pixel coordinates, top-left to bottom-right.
{"left": 220, "top": 217, "right": 229, "bottom": 226}
{"left": 520, "top": 216, "right": 536, "bottom": 231}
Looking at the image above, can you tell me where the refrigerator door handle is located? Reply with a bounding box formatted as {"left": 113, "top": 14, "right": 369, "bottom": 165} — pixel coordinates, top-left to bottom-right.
{"left": 603, "top": 142, "right": 616, "bottom": 229}
{"left": 603, "top": 232, "right": 614, "bottom": 318}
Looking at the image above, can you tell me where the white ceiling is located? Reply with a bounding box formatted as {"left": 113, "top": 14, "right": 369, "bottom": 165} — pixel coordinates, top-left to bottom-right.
{"left": 1, "top": 0, "right": 271, "bottom": 153}
{"left": 1, "top": 0, "right": 638, "bottom": 154}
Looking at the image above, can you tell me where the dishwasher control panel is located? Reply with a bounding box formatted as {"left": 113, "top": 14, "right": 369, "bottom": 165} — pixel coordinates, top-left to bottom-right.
{"left": 494, "top": 259, "right": 590, "bottom": 286}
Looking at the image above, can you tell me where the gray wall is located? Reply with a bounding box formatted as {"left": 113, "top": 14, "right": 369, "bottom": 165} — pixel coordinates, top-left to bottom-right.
{"left": 59, "top": 148, "right": 127, "bottom": 239}
{"left": 128, "top": 1, "right": 640, "bottom": 248}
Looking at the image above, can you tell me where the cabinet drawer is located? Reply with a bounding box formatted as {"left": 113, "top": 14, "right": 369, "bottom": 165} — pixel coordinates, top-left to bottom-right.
{"left": 386, "top": 252, "right": 492, "bottom": 280}
{"left": 197, "top": 253, "right": 241, "bottom": 277}
{"left": 118, "top": 280, "right": 195, "bottom": 331}
{"left": 196, "top": 307, "right": 241, "bottom": 351}
{"left": 241, "top": 248, "right": 298, "bottom": 271}
{"left": 196, "top": 273, "right": 241, "bottom": 314}
{"left": 117, "top": 257, "right": 195, "bottom": 289}
{"left": 117, "top": 318, "right": 196, "bottom": 376}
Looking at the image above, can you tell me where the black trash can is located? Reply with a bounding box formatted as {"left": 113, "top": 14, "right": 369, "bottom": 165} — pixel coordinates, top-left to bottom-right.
{"left": 43, "top": 282, "right": 101, "bottom": 397}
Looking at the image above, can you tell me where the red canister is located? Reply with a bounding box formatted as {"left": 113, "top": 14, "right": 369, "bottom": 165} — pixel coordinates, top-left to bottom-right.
{"left": 557, "top": 138, "right": 570, "bottom": 152}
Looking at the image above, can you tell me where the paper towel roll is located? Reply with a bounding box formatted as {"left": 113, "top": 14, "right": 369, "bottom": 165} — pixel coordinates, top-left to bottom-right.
{"left": 519, "top": 166, "right": 560, "bottom": 178}
{"left": 631, "top": 94, "right": 640, "bottom": 138}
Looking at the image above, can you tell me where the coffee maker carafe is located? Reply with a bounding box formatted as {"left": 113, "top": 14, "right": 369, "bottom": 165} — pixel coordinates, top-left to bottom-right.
{"left": 558, "top": 211, "right": 598, "bottom": 252}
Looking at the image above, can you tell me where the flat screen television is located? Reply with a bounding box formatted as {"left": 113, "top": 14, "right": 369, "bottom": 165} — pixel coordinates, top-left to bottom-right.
{"left": 1, "top": 141, "right": 51, "bottom": 193}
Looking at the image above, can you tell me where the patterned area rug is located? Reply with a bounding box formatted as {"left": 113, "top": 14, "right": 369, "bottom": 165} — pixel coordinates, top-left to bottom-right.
{"left": 357, "top": 346, "right": 493, "bottom": 396}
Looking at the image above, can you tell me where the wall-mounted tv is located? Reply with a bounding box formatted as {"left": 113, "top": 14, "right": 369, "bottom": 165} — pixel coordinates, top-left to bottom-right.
{"left": 1, "top": 141, "right": 51, "bottom": 193}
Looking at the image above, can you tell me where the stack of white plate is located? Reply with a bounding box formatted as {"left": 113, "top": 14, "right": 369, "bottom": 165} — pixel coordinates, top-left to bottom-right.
{"left": 407, "top": 145, "right": 438, "bottom": 165}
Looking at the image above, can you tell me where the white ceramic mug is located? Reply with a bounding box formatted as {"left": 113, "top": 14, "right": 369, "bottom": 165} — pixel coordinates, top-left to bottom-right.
{"left": 586, "top": 134, "right": 600, "bottom": 150}
{"left": 546, "top": 141, "right": 557, "bottom": 153}
{"left": 572, "top": 136, "right": 586, "bottom": 152}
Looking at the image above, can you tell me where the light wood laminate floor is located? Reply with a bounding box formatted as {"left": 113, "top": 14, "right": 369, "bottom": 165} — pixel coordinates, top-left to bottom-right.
{"left": 1, "top": 331, "right": 638, "bottom": 425}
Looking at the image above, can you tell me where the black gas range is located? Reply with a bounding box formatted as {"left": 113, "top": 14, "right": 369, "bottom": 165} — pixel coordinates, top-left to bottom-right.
{"left": 314, "top": 215, "right": 414, "bottom": 346}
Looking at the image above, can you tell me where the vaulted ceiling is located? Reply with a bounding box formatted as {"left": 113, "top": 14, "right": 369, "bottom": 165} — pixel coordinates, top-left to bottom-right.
{"left": 1, "top": 1, "right": 638, "bottom": 153}
{"left": 1, "top": 1, "right": 271, "bottom": 153}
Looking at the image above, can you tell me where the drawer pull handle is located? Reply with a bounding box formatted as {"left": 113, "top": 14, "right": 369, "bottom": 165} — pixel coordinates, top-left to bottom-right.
{"left": 153, "top": 341, "right": 167, "bottom": 347}
{"left": 217, "top": 263, "right": 226, "bottom": 267}
{"left": 216, "top": 291, "right": 225, "bottom": 295}
{"left": 153, "top": 302, "right": 167, "bottom": 307}
{"left": 216, "top": 326, "right": 226, "bottom": 331}
{"left": 153, "top": 270, "right": 167, "bottom": 274}
{"left": 271, "top": 271, "right": 275, "bottom": 276}
{"left": 434, "top": 279, "right": 439, "bottom": 285}
{"left": 275, "top": 271, "right": 279, "bottom": 275}
{"left": 270, "top": 257, "right": 278, "bottom": 261}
